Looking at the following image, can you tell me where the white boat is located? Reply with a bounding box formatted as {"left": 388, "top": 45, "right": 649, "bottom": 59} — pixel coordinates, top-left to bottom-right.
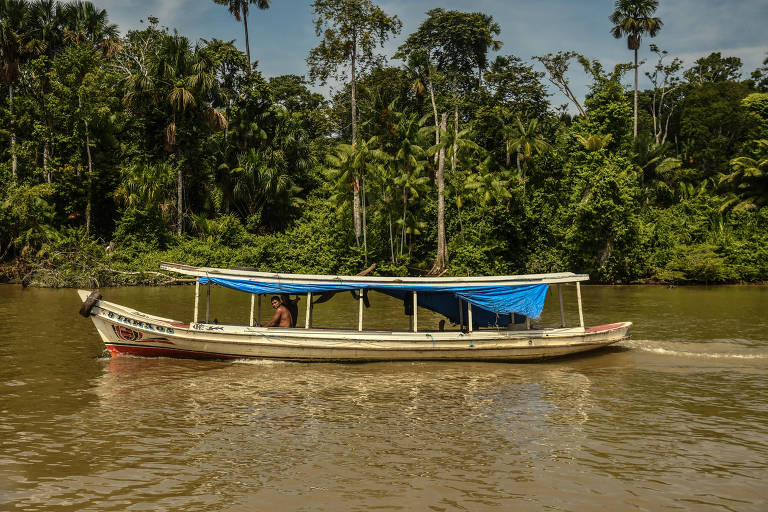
{"left": 77, "top": 262, "right": 631, "bottom": 362}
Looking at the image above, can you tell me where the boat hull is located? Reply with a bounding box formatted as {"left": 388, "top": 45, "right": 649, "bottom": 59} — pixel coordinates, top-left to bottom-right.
{"left": 78, "top": 290, "right": 631, "bottom": 362}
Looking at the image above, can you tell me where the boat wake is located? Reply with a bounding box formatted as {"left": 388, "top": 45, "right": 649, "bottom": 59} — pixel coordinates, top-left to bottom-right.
{"left": 232, "top": 358, "right": 291, "bottom": 366}
{"left": 623, "top": 339, "right": 768, "bottom": 359}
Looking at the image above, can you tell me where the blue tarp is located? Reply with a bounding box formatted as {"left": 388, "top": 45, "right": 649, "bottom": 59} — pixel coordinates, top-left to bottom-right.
{"left": 198, "top": 276, "right": 549, "bottom": 326}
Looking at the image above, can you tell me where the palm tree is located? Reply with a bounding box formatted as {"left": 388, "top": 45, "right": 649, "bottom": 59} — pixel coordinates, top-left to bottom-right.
{"left": 230, "top": 148, "right": 302, "bottom": 231}
{"left": 200, "top": 38, "right": 248, "bottom": 139}
{"left": 116, "top": 161, "right": 178, "bottom": 214}
{"left": 508, "top": 118, "right": 549, "bottom": 180}
{"left": 213, "top": 0, "right": 270, "bottom": 71}
{"left": 573, "top": 133, "right": 613, "bottom": 152}
{"left": 325, "top": 143, "right": 359, "bottom": 242}
{"left": 351, "top": 136, "right": 389, "bottom": 263}
{"left": 465, "top": 157, "right": 512, "bottom": 206}
{"left": 610, "top": 0, "right": 663, "bottom": 138}
{"left": 390, "top": 111, "right": 428, "bottom": 257}
{"left": 122, "top": 31, "right": 225, "bottom": 235}
{"left": 721, "top": 139, "right": 768, "bottom": 211}
{"left": 0, "top": 0, "right": 33, "bottom": 183}
{"left": 31, "top": 0, "right": 65, "bottom": 57}
{"left": 396, "top": 209, "right": 427, "bottom": 257}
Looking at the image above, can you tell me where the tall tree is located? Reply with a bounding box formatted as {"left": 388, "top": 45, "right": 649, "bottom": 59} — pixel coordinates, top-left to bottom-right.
{"left": 610, "top": 0, "right": 663, "bottom": 138}
{"left": 423, "top": 117, "right": 477, "bottom": 272}
{"left": 0, "top": 0, "right": 33, "bottom": 183}
{"left": 30, "top": 0, "right": 67, "bottom": 181}
{"left": 307, "top": 0, "right": 401, "bottom": 246}
{"left": 121, "top": 24, "right": 226, "bottom": 235}
{"left": 59, "top": 1, "right": 118, "bottom": 232}
{"left": 397, "top": 8, "right": 500, "bottom": 272}
{"left": 213, "top": 0, "right": 270, "bottom": 71}
{"left": 397, "top": 9, "right": 501, "bottom": 155}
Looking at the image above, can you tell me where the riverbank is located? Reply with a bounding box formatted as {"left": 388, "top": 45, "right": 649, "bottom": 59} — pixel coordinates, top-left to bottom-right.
{"left": 2, "top": 249, "right": 765, "bottom": 288}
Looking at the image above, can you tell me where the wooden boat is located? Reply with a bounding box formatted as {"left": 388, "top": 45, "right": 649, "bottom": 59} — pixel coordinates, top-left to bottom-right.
{"left": 77, "top": 262, "right": 631, "bottom": 362}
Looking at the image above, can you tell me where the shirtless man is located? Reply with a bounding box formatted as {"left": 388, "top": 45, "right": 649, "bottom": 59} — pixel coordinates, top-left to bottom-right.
{"left": 281, "top": 294, "right": 300, "bottom": 328}
{"left": 265, "top": 296, "right": 293, "bottom": 327}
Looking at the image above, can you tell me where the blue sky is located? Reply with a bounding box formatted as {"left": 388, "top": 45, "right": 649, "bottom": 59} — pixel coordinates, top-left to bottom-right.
{"left": 95, "top": 0, "right": 768, "bottom": 106}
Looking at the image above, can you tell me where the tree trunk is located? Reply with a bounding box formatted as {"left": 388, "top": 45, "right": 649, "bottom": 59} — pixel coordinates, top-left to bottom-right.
{"left": 43, "top": 144, "right": 51, "bottom": 183}
{"left": 633, "top": 46, "right": 638, "bottom": 138}
{"left": 432, "top": 113, "right": 448, "bottom": 273}
{"left": 651, "top": 89, "right": 659, "bottom": 143}
{"left": 428, "top": 75, "right": 439, "bottom": 164}
{"left": 350, "top": 32, "right": 361, "bottom": 246}
{"left": 388, "top": 211, "right": 395, "bottom": 264}
{"left": 84, "top": 123, "right": 93, "bottom": 233}
{"left": 505, "top": 140, "right": 511, "bottom": 168}
{"left": 563, "top": 82, "right": 586, "bottom": 117}
{"left": 79, "top": 94, "right": 94, "bottom": 233}
{"left": 361, "top": 175, "right": 367, "bottom": 264}
{"left": 243, "top": 8, "right": 251, "bottom": 70}
{"left": 661, "top": 106, "right": 675, "bottom": 145}
{"left": 225, "top": 98, "right": 231, "bottom": 139}
{"left": 9, "top": 85, "right": 17, "bottom": 183}
{"left": 400, "top": 189, "right": 407, "bottom": 257}
{"left": 452, "top": 75, "right": 458, "bottom": 171}
{"left": 177, "top": 166, "right": 183, "bottom": 236}
{"left": 84, "top": 122, "right": 93, "bottom": 233}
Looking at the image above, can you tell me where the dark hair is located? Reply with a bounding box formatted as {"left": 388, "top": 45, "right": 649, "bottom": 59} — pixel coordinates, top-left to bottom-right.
{"left": 270, "top": 296, "right": 280, "bottom": 302}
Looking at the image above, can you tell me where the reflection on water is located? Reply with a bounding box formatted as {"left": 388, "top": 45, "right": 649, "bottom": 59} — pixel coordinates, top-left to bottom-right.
{"left": 1, "top": 284, "right": 768, "bottom": 511}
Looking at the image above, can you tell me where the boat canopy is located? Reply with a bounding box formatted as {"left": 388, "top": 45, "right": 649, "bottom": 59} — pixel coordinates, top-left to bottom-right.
{"left": 161, "top": 263, "right": 589, "bottom": 326}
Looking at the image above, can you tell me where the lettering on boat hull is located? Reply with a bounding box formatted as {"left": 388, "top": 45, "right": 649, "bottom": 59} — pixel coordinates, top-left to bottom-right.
{"left": 106, "top": 311, "right": 175, "bottom": 334}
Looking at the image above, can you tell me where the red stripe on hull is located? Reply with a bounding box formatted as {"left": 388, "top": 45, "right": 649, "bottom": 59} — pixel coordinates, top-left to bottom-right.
{"left": 585, "top": 322, "right": 627, "bottom": 333}
{"left": 105, "top": 344, "right": 242, "bottom": 360}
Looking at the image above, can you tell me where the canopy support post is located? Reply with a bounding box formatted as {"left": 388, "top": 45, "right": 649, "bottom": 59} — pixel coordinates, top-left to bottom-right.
{"left": 249, "top": 293, "right": 255, "bottom": 327}
{"left": 358, "top": 289, "right": 363, "bottom": 331}
{"left": 458, "top": 297, "right": 464, "bottom": 331}
{"left": 576, "top": 282, "right": 584, "bottom": 328}
{"left": 205, "top": 282, "right": 210, "bottom": 323}
{"left": 467, "top": 303, "right": 473, "bottom": 333}
{"left": 257, "top": 295, "right": 262, "bottom": 326}
{"left": 193, "top": 280, "right": 200, "bottom": 324}
{"left": 412, "top": 291, "right": 418, "bottom": 333}
{"left": 306, "top": 292, "right": 312, "bottom": 329}
{"left": 558, "top": 284, "right": 565, "bottom": 327}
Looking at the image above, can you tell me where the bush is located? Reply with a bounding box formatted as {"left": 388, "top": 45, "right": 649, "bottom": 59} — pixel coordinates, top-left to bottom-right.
{"left": 113, "top": 208, "right": 173, "bottom": 251}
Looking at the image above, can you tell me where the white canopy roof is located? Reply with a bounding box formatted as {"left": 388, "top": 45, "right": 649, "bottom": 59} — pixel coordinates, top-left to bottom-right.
{"left": 160, "top": 262, "right": 589, "bottom": 287}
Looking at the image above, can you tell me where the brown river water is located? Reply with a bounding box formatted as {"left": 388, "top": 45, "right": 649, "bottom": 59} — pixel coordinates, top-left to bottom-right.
{"left": 1, "top": 284, "right": 767, "bottom": 511}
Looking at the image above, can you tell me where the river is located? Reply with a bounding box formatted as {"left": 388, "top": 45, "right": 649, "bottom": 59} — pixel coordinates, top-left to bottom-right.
{"left": 1, "top": 284, "right": 767, "bottom": 511}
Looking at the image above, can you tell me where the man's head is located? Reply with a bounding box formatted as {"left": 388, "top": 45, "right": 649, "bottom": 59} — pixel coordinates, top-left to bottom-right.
{"left": 270, "top": 296, "right": 281, "bottom": 309}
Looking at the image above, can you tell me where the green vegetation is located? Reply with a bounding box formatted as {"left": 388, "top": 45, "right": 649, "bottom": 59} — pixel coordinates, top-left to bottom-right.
{"left": 2, "top": 0, "right": 768, "bottom": 286}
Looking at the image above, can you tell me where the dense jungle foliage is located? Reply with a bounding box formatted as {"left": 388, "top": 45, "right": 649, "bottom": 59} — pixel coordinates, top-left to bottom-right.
{"left": 2, "top": 0, "right": 768, "bottom": 287}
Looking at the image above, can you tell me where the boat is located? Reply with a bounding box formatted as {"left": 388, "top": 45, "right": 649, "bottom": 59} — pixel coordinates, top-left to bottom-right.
{"left": 77, "top": 262, "right": 631, "bottom": 362}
